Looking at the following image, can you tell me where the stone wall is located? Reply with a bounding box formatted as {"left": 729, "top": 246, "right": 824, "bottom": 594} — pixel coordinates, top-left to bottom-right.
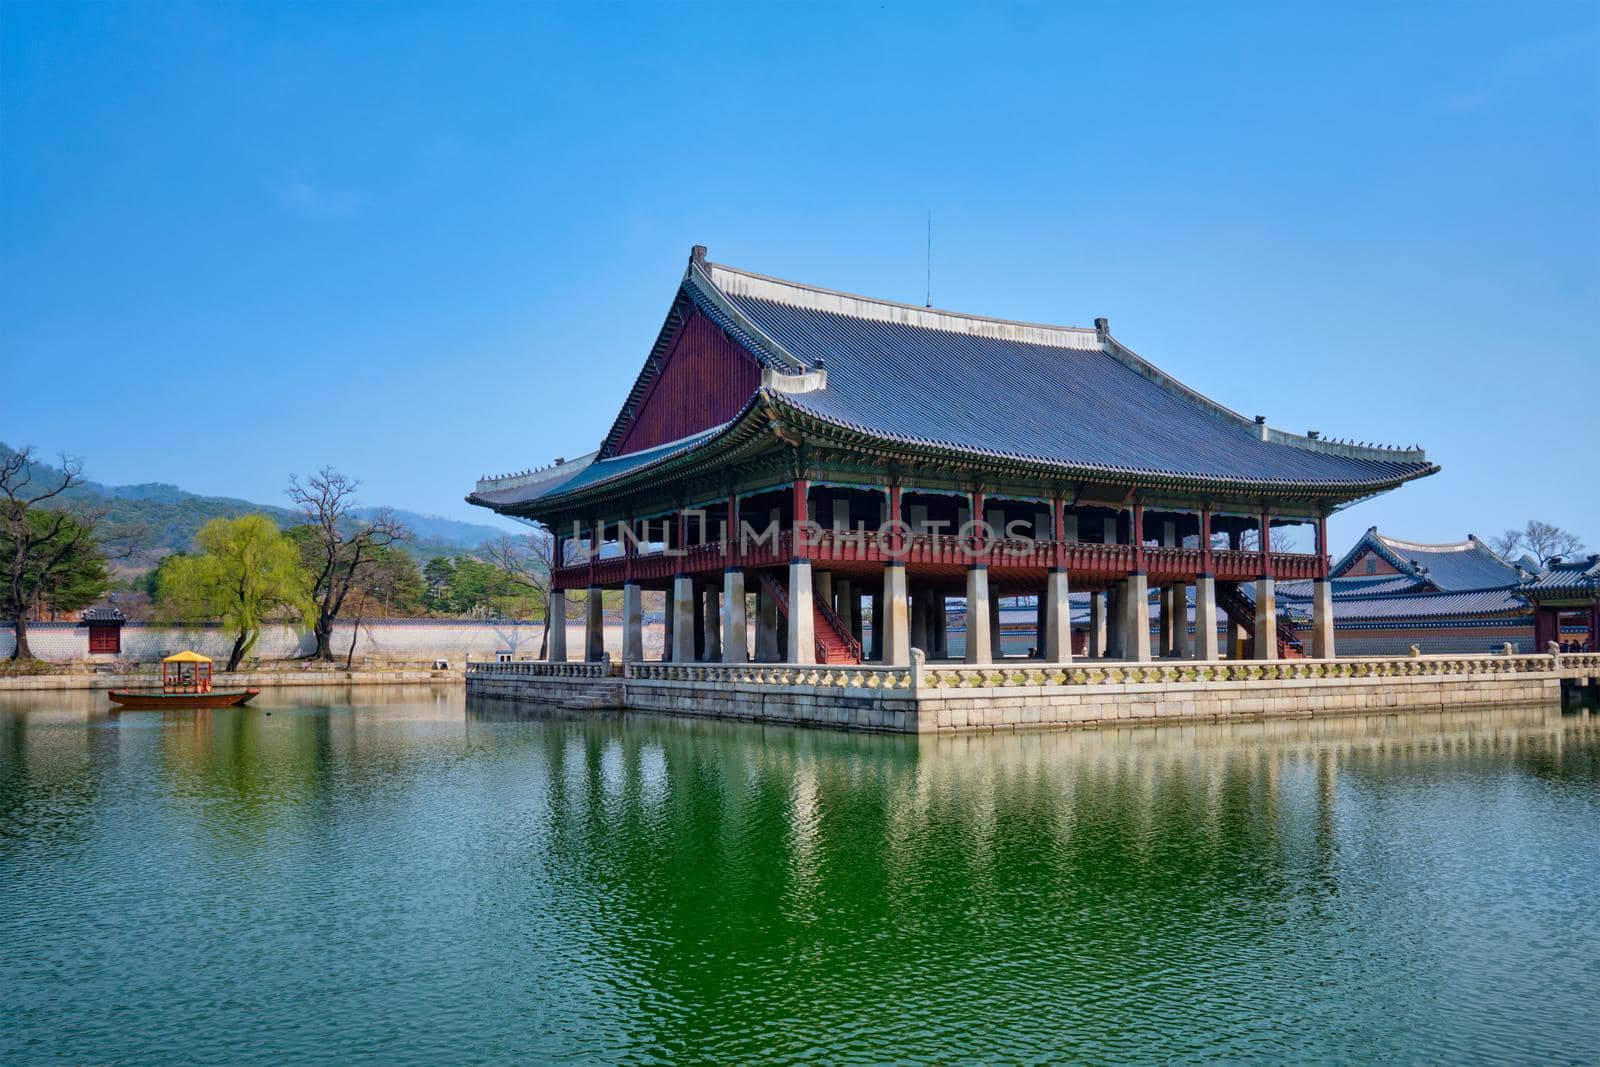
{"left": 2, "top": 619, "right": 573, "bottom": 667}
{"left": 913, "top": 673, "right": 1557, "bottom": 732}
{"left": 466, "top": 654, "right": 1584, "bottom": 735}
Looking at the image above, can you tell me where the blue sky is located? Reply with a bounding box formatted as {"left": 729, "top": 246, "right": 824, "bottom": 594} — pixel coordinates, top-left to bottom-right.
{"left": 3, "top": 2, "right": 1596, "bottom": 552}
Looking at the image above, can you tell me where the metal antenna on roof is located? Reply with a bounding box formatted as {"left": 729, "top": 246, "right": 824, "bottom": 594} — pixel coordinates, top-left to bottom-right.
{"left": 925, "top": 210, "right": 933, "bottom": 308}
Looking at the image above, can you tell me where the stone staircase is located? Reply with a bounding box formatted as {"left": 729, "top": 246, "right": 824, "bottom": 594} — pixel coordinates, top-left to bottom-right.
{"left": 556, "top": 682, "right": 625, "bottom": 711}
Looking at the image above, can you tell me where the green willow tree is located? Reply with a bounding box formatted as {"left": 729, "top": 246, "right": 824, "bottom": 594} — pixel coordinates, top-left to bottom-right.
{"left": 157, "top": 514, "right": 316, "bottom": 671}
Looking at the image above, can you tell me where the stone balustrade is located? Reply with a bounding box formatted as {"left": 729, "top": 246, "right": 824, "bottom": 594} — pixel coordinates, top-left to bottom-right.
{"left": 467, "top": 657, "right": 619, "bottom": 679}
{"left": 467, "top": 651, "right": 1594, "bottom": 691}
{"left": 625, "top": 660, "right": 917, "bottom": 690}
{"left": 918, "top": 653, "right": 1571, "bottom": 689}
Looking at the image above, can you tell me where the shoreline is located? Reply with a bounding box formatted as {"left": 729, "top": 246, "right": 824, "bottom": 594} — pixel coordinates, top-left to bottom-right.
{"left": 0, "top": 668, "right": 463, "bottom": 691}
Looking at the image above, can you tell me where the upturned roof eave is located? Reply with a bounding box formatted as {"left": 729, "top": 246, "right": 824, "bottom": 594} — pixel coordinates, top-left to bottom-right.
{"left": 470, "top": 388, "right": 1439, "bottom": 523}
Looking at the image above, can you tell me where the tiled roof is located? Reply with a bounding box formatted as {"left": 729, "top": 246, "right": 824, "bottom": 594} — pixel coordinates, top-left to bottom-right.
{"left": 1330, "top": 528, "right": 1523, "bottom": 591}
{"left": 1276, "top": 574, "right": 1425, "bottom": 600}
{"left": 1243, "top": 582, "right": 1523, "bottom": 621}
{"left": 470, "top": 250, "right": 1439, "bottom": 514}
{"left": 713, "top": 264, "right": 1434, "bottom": 488}
{"left": 1523, "top": 555, "right": 1600, "bottom": 595}
{"left": 80, "top": 606, "right": 126, "bottom": 623}
{"left": 472, "top": 430, "right": 723, "bottom": 510}
{"left": 1329, "top": 587, "right": 1527, "bottom": 621}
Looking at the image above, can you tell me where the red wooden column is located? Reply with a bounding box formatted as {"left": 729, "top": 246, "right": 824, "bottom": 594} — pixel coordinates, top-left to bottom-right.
{"left": 675, "top": 507, "right": 688, "bottom": 575}
{"left": 1200, "top": 508, "right": 1214, "bottom": 575}
{"left": 1315, "top": 515, "right": 1330, "bottom": 579}
{"left": 726, "top": 492, "right": 740, "bottom": 562}
{"left": 623, "top": 517, "right": 636, "bottom": 581}
{"left": 886, "top": 482, "right": 904, "bottom": 554}
{"left": 970, "top": 488, "right": 987, "bottom": 556}
{"left": 1259, "top": 510, "right": 1273, "bottom": 578}
{"left": 792, "top": 478, "right": 811, "bottom": 559}
{"left": 1052, "top": 495, "right": 1068, "bottom": 569}
{"left": 587, "top": 520, "right": 598, "bottom": 587}
{"left": 1131, "top": 503, "right": 1145, "bottom": 573}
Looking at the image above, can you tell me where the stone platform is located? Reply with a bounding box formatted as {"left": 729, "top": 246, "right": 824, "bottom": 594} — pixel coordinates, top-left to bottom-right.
{"left": 466, "top": 653, "right": 1600, "bottom": 734}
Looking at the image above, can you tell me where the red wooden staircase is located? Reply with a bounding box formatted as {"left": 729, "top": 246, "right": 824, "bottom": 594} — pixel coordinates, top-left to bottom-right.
{"left": 1216, "top": 582, "right": 1304, "bottom": 659}
{"left": 755, "top": 570, "right": 862, "bottom": 664}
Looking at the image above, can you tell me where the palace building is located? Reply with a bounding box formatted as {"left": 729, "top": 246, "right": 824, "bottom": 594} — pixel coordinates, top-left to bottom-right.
{"left": 468, "top": 246, "right": 1438, "bottom": 667}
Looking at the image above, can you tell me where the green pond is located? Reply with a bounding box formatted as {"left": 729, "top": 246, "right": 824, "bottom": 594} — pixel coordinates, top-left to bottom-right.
{"left": 3, "top": 687, "right": 1598, "bottom": 1064}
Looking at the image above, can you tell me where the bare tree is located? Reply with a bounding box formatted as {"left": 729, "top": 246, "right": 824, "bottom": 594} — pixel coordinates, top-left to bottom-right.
{"left": 483, "top": 528, "right": 563, "bottom": 657}
{"left": 1, "top": 448, "right": 106, "bottom": 661}
{"left": 1490, "top": 520, "right": 1586, "bottom": 569}
{"left": 286, "top": 468, "right": 409, "bottom": 661}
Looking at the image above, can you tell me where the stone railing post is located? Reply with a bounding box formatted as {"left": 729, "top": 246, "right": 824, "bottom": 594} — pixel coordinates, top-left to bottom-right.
{"left": 910, "top": 647, "right": 925, "bottom": 691}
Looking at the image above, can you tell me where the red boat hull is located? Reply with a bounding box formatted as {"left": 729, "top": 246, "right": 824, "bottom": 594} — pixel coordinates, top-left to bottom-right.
{"left": 108, "top": 689, "right": 261, "bottom": 710}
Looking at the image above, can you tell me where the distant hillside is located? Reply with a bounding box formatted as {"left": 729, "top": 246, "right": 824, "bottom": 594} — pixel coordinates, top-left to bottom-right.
{"left": 1, "top": 444, "right": 511, "bottom": 568}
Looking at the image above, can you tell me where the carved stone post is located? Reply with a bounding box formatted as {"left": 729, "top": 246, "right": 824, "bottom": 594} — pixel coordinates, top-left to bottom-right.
{"left": 622, "top": 581, "right": 643, "bottom": 663}
{"left": 547, "top": 588, "right": 568, "bottom": 662}
{"left": 965, "top": 565, "right": 992, "bottom": 665}
{"left": 1044, "top": 568, "right": 1072, "bottom": 663}
{"left": 722, "top": 569, "right": 746, "bottom": 663}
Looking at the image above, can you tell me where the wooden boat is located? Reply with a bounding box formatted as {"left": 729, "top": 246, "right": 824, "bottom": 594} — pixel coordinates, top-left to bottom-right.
{"left": 108, "top": 687, "right": 261, "bottom": 710}
{"left": 108, "top": 650, "right": 261, "bottom": 711}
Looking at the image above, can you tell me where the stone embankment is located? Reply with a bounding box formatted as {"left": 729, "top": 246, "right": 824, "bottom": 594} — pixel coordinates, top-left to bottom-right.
{"left": 0, "top": 667, "right": 462, "bottom": 692}
{"left": 466, "top": 653, "right": 1600, "bottom": 734}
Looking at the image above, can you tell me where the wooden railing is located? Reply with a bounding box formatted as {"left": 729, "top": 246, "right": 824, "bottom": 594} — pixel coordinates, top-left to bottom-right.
{"left": 552, "top": 531, "right": 1324, "bottom": 589}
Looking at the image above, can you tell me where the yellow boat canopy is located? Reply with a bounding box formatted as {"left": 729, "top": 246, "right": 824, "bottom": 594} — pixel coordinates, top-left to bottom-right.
{"left": 162, "top": 650, "right": 213, "bottom": 664}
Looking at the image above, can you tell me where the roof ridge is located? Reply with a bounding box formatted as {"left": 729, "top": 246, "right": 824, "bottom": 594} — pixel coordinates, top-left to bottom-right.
{"left": 705, "top": 259, "right": 1102, "bottom": 350}
{"left": 1377, "top": 532, "right": 1481, "bottom": 553}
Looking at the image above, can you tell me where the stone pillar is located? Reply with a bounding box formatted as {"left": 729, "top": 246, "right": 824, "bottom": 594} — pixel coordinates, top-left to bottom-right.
{"left": 672, "top": 574, "right": 696, "bottom": 663}
{"left": 814, "top": 569, "right": 834, "bottom": 614}
{"left": 1043, "top": 569, "right": 1072, "bottom": 663}
{"left": 662, "top": 595, "right": 675, "bottom": 661}
{"left": 787, "top": 559, "right": 815, "bottom": 663}
{"left": 965, "top": 566, "right": 992, "bottom": 665}
{"left": 755, "top": 584, "right": 779, "bottom": 661}
{"left": 1254, "top": 576, "right": 1277, "bottom": 660}
{"left": 1034, "top": 592, "right": 1047, "bottom": 658}
{"left": 881, "top": 562, "right": 910, "bottom": 665}
{"left": 869, "top": 590, "right": 884, "bottom": 661}
{"left": 835, "top": 578, "right": 853, "bottom": 635}
{"left": 1157, "top": 586, "right": 1173, "bottom": 656}
{"left": 703, "top": 587, "right": 721, "bottom": 661}
{"left": 585, "top": 586, "right": 606, "bottom": 662}
{"left": 547, "top": 589, "right": 568, "bottom": 662}
{"left": 1124, "top": 574, "right": 1151, "bottom": 662}
{"left": 1230, "top": 617, "right": 1250, "bottom": 660}
{"left": 622, "top": 581, "right": 643, "bottom": 663}
{"left": 1089, "top": 590, "right": 1107, "bottom": 657}
{"left": 909, "top": 584, "right": 930, "bottom": 653}
{"left": 721, "top": 570, "right": 746, "bottom": 663}
{"left": 932, "top": 594, "right": 948, "bottom": 659}
{"left": 1312, "top": 577, "right": 1335, "bottom": 659}
{"left": 988, "top": 591, "right": 1002, "bottom": 659}
{"left": 1105, "top": 586, "right": 1123, "bottom": 658}
{"left": 1176, "top": 585, "right": 1195, "bottom": 658}
{"left": 848, "top": 586, "right": 864, "bottom": 645}
{"left": 1194, "top": 576, "right": 1219, "bottom": 660}
{"left": 691, "top": 585, "right": 705, "bottom": 661}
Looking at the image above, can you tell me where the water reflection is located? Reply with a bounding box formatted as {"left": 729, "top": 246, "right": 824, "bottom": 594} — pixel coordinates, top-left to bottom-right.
{"left": 2, "top": 689, "right": 1597, "bottom": 1064}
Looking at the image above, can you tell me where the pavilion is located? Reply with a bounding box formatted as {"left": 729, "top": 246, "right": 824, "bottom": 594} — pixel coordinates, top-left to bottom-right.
{"left": 1523, "top": 555, "right": 1600, "bottom": 652}
{"left": 469, "top": 246, "right": 1437, "bottom": 667}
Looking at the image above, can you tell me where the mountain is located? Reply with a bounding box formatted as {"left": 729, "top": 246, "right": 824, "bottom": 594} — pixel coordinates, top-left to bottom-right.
{"left": 1, "top": 444, "right": 512, "bottom": 567}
